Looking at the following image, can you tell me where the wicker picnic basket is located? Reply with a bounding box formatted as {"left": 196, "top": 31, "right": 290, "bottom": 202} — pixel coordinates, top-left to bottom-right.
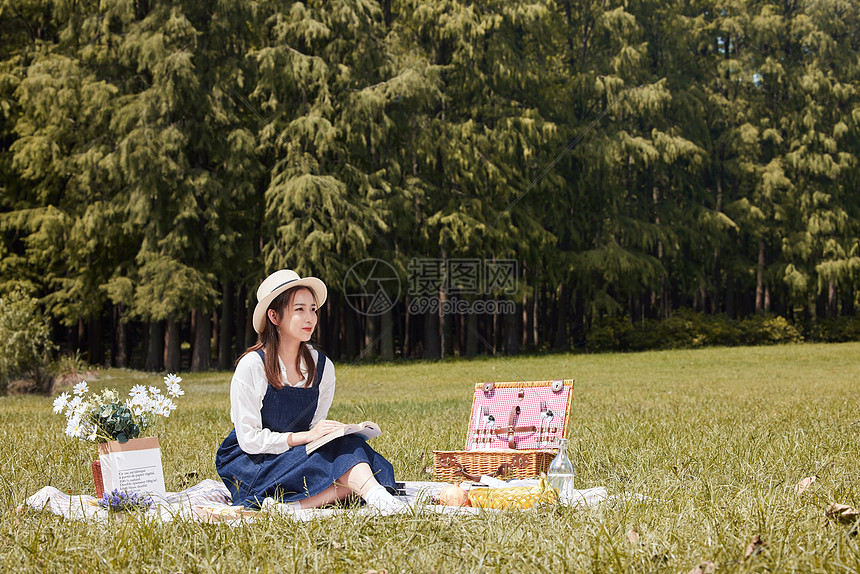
{"left": 433, "top": 379, "right": 575, "bottom": 483}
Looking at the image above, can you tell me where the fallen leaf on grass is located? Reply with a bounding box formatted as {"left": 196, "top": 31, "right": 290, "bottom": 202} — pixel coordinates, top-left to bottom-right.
{"left": 177, "top": 471, "right": 198, "bottom": 488}
{"left": 794, "top": 476, "right": 817, "bottom": 494}
{"left": 826, "top": 503, "right": 860, "bottom": 524}
{"left": 626, "top": 528, "right": 640, "bottom": 544}
{"left": 687, "top": 560, "right": 715, "bottom": 574}
{"left": 744, "top": 535, "right": 766, "bottom": 560}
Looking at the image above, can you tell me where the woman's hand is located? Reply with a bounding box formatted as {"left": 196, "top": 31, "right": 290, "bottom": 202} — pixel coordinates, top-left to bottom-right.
{"left": 308, "top": 419, "right": 346, "bottom": 440}
{"left": 287, "top": 419, "right": 346, "bottom": 447}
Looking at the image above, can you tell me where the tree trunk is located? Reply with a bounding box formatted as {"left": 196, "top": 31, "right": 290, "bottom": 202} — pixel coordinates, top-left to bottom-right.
{"left": 523, "top": 295, "right": 533, "bottom": 350}
{"left": 211, "top": 309, "right": 219, "bottom": 365}
{"left": 381, "top": 307, "right": 394, "bottom": 361}
{"left": 505, "top": 303, "right": 520, "bottom": 355}
{"left": 191, "top": 308, "right": 212, "bottom": 371}
{"left": 712, "top": 177, "right": 724, "bottom": 315}
{"left": 573, "top": 293, "right": 586, "bottom": 349}
{"left": 440, "top": 293, "right": 454, "bottom": 359}
{"left": 755, "top": 240, "right": 765, "bottom": 314}
{"left": 327, "top": 296, "right": 341, "bottom": 360}
{"left": 344, "top": 308, "right": 359, "bottom": 359}
{"left": 440, "top": 245, "right": 454, "bottom": 359}
{"left": 219, "top": 280, "right": 234, "bottom": 370}
{"left": 726, "top": 272, "right": 736, "bottom": 319}
{"left": 144, "top": 320, "right": 164, "bottom": 372}
{"left": 493, "top": 299, "right": 501, "bottom": 353}
{"left": 423, "top": 306, "right": 440, "bottom": 359}
{"left": 88, "top": 316, "right": 103, "bottom": 366}
{"left": 465, "top": 311, "right": 478, "bottom": 356}
{"left": 843, "top": 287, "right": 855, "bottom": 316}
{"left": 235, "top": 284, "right": 249, "bottom": 356}
{"left": 164, "top": 314, "right": 181, "bottom": 373}
{"left": 553, "top": 283, "right": 569, "bottom": 350}
{"left": 76, "top": 318, "right": 85, "bottom": 355}
{"left": 114, "top": 305, "right": 128, "bottom": 368}
{"left": 403, "top": 295, "right": 412, "bottom": 358}
{"left": 827, "top": 281, "right": 837, "bottom": 318}
{"left": 364, "top": 314, "right": 378, "bottom": 360}
{"left": 545, "top": 284, "right": 555, "bottom": 346}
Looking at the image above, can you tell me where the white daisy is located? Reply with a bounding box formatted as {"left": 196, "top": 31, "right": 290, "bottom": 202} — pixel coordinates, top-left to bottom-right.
{"left": 52, "top": 392, "right": 70, "bottom": 414}
{"left": 155, "top": 397, "right": 176, "bottom": 417}
{"left": 65, "top": 416, "right": 83, "bottom": 439}
{"left": 67, "top": 396, "right": 83, "bottom": 414}
{"left": 167, "top": 383, "right": 184, "bottom": 398}
{"left": 164, "top": 373, "right": 182, "bottom": 385}
{"left": 129, "top": 384, "right": 147, "bottom": 397}
{"left": 73, "top": 381, "right": 89, "bottom": 396}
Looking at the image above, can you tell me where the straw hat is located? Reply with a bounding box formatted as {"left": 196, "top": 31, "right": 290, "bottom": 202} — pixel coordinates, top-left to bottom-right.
{"left": 252, "top": 269, "right": 327, "bottom": 333}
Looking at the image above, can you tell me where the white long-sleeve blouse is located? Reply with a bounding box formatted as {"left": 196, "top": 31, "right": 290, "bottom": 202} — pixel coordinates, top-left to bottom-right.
{"left": 229, "top": 346, "right": 336, "bottom": 455}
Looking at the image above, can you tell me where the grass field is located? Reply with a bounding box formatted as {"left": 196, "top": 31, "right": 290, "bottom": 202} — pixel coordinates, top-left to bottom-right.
{"left": 2, "top": 342, "right": 859, "bottom": 573}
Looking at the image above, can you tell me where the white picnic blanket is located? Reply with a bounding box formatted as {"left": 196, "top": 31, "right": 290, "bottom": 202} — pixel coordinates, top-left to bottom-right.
{"left": 22, "top": 479, "right": 609, "bottom": 524}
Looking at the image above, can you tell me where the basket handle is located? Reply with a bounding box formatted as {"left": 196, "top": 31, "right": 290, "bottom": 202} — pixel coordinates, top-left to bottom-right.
{"left": 453, "top": 462, "right": 514, "bottom": 482}
{"left": 507, "top": 406, "right": 520, "bottom": 449}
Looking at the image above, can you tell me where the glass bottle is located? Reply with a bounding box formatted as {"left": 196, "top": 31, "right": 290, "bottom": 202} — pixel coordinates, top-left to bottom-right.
{"left": 547, "top": 438, "right": 574, "bottom": 503}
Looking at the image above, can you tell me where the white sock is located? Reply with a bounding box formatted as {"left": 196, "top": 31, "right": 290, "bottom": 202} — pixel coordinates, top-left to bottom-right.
{"left": 363, "top": 485, "right": 406, "bottom": 512}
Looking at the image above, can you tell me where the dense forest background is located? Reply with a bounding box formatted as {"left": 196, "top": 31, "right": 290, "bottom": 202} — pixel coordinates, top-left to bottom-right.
{"left": 1, "top": 0, "right": 858, "bottom": 371}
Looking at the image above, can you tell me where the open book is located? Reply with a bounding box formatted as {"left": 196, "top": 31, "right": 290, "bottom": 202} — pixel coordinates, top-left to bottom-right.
{"left": 305, "top": 421, "right": 381, "bottom": 455}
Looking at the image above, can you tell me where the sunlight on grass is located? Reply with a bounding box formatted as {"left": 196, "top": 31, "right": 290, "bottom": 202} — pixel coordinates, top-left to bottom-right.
{"left": 2, "top": 343, "right": 860, "bottom": 572}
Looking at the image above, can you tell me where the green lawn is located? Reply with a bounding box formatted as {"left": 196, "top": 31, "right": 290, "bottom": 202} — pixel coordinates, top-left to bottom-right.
{"left": 2, "top": 343, "right": 859, "bottom": 572}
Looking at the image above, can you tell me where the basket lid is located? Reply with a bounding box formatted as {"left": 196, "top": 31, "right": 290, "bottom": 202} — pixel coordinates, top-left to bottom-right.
{"left": 465, "top": 380, "right": 574, "bottom": 451}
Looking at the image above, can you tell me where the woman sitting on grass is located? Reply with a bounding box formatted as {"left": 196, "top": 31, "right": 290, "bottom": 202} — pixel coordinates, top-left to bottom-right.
{"left": 216, "top": 269, "right": 404, "bottom": 512}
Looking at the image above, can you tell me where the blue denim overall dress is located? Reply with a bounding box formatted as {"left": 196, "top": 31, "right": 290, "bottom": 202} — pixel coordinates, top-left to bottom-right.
{"left": 215, "top": 350, "right": 396, "bottom": 507}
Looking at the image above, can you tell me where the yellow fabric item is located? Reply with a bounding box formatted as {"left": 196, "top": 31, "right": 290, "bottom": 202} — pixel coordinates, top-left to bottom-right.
{"left": 467, "top": 475, "right": 559, "bottom": 509}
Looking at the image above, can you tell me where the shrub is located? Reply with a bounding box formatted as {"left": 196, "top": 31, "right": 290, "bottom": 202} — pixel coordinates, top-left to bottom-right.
{"left": 627, "top": 310, "right": 743, "bottom": 350}
{"left": 51, "top": 350, "right": 99, "bottom": 390}
{"left": 586, "top": 309, "right": 806, "bottom": 352}
{"left": 739, "top": 315, "right": 803, "bottom": 345}
{"left": 805, "top": 316, "right": 860, "bottom": 342}
{"left": 586, "top": 316, "right": 637, "bottom": 352}
{"left": 0, "top": 289, "right": 56, "bottom": 395}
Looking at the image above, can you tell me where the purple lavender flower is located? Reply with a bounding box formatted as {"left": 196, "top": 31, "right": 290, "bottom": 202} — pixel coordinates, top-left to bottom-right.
{"left": 98, "top": 489, "right": 154, "bottom": 512}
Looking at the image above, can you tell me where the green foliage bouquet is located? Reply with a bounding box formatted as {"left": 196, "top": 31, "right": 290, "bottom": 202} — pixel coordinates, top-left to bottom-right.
{"left": 53, "top": 375, "right": 184, "bottom": 443}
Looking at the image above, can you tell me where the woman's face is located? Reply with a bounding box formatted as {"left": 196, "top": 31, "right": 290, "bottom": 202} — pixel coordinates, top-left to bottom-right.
{"left": 269, "top": 288, "right": 318, "bottom": 343}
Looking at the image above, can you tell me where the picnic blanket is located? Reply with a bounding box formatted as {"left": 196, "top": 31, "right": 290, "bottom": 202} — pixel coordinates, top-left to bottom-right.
{"left": 22, "top": 479, "right": 609, "bottom": 524}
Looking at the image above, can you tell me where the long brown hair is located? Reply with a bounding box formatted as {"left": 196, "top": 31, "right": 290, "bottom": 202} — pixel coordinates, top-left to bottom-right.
{"left": 240, "top": 286, "right": 318, "bottom": 389}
